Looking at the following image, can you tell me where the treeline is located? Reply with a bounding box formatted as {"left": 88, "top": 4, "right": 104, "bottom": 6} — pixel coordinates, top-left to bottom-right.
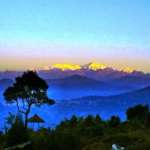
{"left": 1, "top": 104, "right": 150, "bottom": 150}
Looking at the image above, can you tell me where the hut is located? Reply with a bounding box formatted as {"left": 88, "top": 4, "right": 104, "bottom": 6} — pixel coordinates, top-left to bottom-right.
{"left": 28, "top": 114, "right": 45, "bottom": 129}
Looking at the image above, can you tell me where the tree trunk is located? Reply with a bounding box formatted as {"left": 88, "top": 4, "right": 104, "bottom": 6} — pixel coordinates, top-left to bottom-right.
{"left": 24, "top": 103, "right": 32, "bottom": 129}
{"left": 25, "top": 113, "right": 29, "bottom": 129}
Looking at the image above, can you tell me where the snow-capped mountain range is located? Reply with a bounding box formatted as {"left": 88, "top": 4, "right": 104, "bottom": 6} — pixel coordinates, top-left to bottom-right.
{"left": 0, "top": 62, "right": 149, "bottom": 80}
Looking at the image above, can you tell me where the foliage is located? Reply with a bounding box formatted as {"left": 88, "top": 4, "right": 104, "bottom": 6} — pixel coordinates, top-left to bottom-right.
{"left": 108, "top": 116, "right": 121, "bottom": 128}
{"left": 3, "top": 71, "right": 55, "bottom": 128}
{"left": 5, "top": 115, "right": 30, "bottom": 149}
{"left": 2, "top": 103, "right": 150, "bottom": 150}
{"left": 126, "top": 104, "right": 149, "bottom": 124}
{"left": 4, "top": 112, "right": 16, "bottom": 133}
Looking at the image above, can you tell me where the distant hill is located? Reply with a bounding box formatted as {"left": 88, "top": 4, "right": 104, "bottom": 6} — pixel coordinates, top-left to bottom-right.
{"left": 46, "top": 75, "right": 128, "bottom": 99}
{"left": 111, "top": 75, "right": 150, "bottom": 89}
{"left": 52, "top": 87, "right": 150, "bottom": 120}
{"left": 0, "top": 86, "right": 150, "bottom": 128}
{"left": 47, "top": 75, "right": 107, "bottom": 89}
{"left": 46, "top": 74, "right": 150, "bottom": 99}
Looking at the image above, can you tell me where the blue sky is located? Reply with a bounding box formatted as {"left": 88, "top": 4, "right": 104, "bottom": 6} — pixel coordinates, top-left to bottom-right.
{"left": 0, "top": 0, "right": 150, "bottom": 71}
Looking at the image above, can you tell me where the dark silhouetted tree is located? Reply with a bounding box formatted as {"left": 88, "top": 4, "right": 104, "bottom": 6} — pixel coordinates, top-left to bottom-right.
{"left": 109, "top": 116, "right": 120, "bottom": 127}
{"left": 6, "top": 115, "right": 29, "bottom": 149}
{"left": 83, "top": 115, "right": 95, "bottom": 127}
{"left": 95, "top": 114, "right": 102, "bottom": 124}
{"left": 4, "top": 71, "right": 55, "bottom": 128}
{"left": 126, "top": 104, "right": 149, "bottom": 123}
{"left": 4, "top": 112, "right": 16, "bottom": 133}
{"left": 69, "top": 115, "right": 78, "bottom": 128}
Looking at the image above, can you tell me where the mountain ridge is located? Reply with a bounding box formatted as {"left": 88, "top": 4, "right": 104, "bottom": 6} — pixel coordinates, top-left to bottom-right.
{"left": 0, "top": 63, "right": 149, "bottom": 81}
{"left": 68, "top": 86, "right": 150, "bottom": 100}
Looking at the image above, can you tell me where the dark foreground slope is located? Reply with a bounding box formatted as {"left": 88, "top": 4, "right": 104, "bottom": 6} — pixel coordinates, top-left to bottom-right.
{"left": 1, "top": 104, "right": 150, "bottom": 150}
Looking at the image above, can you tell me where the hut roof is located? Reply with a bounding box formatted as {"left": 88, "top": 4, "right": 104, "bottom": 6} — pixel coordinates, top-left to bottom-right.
{"left": 28, "top": 114, "right": 45, "bottom": 123}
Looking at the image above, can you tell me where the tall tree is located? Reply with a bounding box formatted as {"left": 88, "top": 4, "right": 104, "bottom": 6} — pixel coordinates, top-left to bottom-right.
{"left": 4, "top": 71, "right": 55, "bottom": 128}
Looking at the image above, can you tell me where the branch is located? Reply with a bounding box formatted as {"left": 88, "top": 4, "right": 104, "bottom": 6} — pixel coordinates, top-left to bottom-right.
{"left": 22, "top": 99, "right": 25, "bottom": 109}
{"left": 16, "top": 100, "right": 26, "bottom": 114}
{"left": 27, "top": 102, "right": 32, "bottom": 114}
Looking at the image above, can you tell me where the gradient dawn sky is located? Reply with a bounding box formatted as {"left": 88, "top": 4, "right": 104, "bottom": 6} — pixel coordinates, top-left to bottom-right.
{"left": 0, "top": 0, "right": 150, "bottom": 72}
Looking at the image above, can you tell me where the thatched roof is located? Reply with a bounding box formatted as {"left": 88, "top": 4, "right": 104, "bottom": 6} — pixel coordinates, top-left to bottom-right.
{"left": 28, "top": 114, "right": 45, "bottom": 123}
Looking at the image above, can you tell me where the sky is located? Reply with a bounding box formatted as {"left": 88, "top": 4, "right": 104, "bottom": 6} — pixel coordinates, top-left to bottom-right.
{"left": 0, "top": 0, "right": 150, "bottom": 72}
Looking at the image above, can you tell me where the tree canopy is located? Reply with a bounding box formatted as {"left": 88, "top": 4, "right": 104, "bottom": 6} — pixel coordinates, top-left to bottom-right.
{"left": 3, "top": 71, "right": 55, "bottom": 128}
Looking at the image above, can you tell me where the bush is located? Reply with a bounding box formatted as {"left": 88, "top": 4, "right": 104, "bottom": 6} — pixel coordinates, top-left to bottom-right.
{"left": 5, "top": 116, "right": 30, "bottom": 149}
{"left": 108, "top": 116, "right": 121, "bottom": 128}
{"left": 126, "top": 105, "right": 149, "bottom": 124}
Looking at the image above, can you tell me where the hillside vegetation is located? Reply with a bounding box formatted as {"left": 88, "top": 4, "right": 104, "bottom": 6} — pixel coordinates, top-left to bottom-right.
{"left": 0, "top": 104, "right": 150, "bottom": 150}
